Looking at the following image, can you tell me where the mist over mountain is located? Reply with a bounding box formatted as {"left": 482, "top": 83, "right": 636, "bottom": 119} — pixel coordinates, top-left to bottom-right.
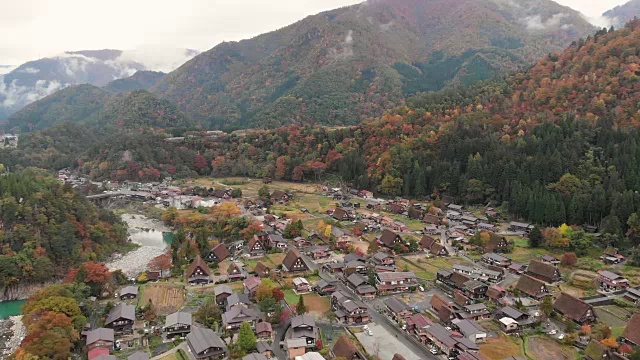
{"left": 604, "top": 0, "right": 640, "bottom": 28}
{"left": 0, "top": 48, "right": 198, "bottom": 121}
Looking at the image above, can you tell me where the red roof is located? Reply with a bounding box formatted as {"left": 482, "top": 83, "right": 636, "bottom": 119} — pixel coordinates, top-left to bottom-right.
{"left": 88, "top": 348, "right": 110, "bottom": 360}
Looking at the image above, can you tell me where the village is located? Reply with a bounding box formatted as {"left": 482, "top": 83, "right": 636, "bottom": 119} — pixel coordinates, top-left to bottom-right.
{"left": 64, "top": 174, "right": 640, "bottom": 360}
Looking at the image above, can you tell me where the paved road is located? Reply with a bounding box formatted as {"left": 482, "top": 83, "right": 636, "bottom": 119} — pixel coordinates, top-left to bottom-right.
{"left": 318, "top": 269, "right": 438, "bottom": 360}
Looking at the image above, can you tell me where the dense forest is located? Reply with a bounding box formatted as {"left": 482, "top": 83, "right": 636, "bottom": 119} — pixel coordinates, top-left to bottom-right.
{"left": 0, "top": 169, "right": 128, "bottom": 295}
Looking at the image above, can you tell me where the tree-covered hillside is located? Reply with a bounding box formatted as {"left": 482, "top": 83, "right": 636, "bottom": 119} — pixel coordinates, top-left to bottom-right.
{"left": 0, "top": 169, "right": 128, "bottom": 296}
{"left": 104, "top": 70, "right": 166, "bottom": 93}
{"left": 5, "top": 87, "right": 189, "bottom": 132}
{"left": 151, "top": 0, "right": 595, "bottom": 129}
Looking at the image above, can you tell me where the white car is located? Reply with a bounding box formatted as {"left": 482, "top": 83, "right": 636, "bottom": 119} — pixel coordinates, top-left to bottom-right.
{"left": 367, "top": 330, "right": 373, "bottom": 336}
{"left": 558, "top": 334, "right": 565, "bottom": 340}
{"left": 418, "top": 286, "right": 425, "bottom": 292}
{"left": 548, "top": 330, "right": 557, "bottom": 335}
{"left": 430, "top": 348, "right": 439, "bottom": 355}
{"left": 363, "top": 325, "right": 369, "bottom": 331}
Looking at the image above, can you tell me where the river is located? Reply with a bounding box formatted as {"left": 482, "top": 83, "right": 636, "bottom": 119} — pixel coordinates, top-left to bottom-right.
{"left": 0, "top": 300, "right": 25, "bottom": 319}
{"left": 105, "top": 214, "right": 171, "bottom": 277}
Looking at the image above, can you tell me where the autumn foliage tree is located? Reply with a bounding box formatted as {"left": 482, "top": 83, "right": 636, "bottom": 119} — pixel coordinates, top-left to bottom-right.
{"left": 561, "top": 252, "right": 578, "bottom": 266}
{"left": 148, "top": 251, "right": 172, "bottom": 276}
{"left": 17, "top": 285, "right": 85, "bottom": 360}
{"left": 65, "top": 261, "right": 111, "bottom": 296}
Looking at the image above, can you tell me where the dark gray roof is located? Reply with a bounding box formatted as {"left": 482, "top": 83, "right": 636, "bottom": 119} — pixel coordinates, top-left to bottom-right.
{"left": 94, "top": 356, "right": 117, "bottom": 360}
{"left": 347, "top": 273, "right": 367, "bottom": 287}
{"left": 243, "top": 354, "right": 268, "bottom": 360}
{"left": 226, "top": 293, "right": 251, "bottom": 309}
{"left": 106, "top": 303, "right": 135, "bottom": 325}
{"left": 256, "top": 340, "right": 272, "bottom": 353}
{"left": 384, "top": 297, "right": 410, "bottom": 313}
{"left": 165, "top": 311, "right": 192, "bottom": 327}
{"left": 454, "top": 319, "right": 486, "bottom": 337}
{"left": 187, "top": 325, "right": 227, "bottom": 354}
{"left": 291, "top": 314, "right": 316, "bottom": 328}
{"left": 85, "top": 328, "right": 114, "bottom": 346}
{"left": 127, "top": 351, "right": 150, "bottom": 360}
{"left": 214, "top": 284, "right": 233, "bottom": 296}
{"left": 500, "top": 306, "right": 525, "bottom": 319}
{"left": 222, "top": 307, "right": 258, "bottom": 325}
{"left": 121, "top": 285, "right": 138, "bottom": 296}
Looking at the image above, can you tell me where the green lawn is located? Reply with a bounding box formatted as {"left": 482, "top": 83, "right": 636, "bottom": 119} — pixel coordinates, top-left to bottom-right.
{"left": 284, "top": 289, "right": 300, "bottom": 305}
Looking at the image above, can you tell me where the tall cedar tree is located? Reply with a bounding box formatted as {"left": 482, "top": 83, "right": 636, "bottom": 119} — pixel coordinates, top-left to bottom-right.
{"left": 237, "top": 321, "right": 257, "bottom": 352}
{"left": 296, "top": 295, "right": 307, "bottom": 315}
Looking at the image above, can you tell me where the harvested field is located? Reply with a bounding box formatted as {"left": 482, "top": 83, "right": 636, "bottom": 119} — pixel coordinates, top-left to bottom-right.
{"left": 526, "top": 336, "right": 576, "bottom": 360}
{"left": 479, "top": 334, "right": 524, "bottom": 360}
{"left": 595, "top": 305, "right": 632, "bottom": 328}
{"left": 140, "top": 284, "right": 185, "bottom": 316}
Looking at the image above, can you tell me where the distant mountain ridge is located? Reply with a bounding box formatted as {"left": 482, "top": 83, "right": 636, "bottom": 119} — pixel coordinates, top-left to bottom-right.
{"left": 604, "top": 0, "right": 640, "bottom": 28}
{"left": 0, "top": 49, "right": 197, "bottom": 121}
{"left": 151, "top": 0, "right": 596, "bottom": 129}
{"left": 104, "top": 71, "right": 166, "bottom": 93}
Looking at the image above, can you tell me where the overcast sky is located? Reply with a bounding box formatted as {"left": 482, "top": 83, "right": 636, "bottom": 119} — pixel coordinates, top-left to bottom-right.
{"left": 0, "top": 0, "right": 629, "bottom": 66}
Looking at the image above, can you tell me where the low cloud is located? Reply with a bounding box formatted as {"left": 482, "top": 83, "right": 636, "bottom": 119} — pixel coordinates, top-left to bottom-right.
{"left": 0, "top": 77, "right": 64, "bottom": 108}
{"left": 117, "top": 47, "right": 200, "bottom": 73}
{"left": 585, "top": 15, "right": 615, "bottom": 28}
{"left": 523, "top": 13, "right": 569, "bottom": 30}
{"left": 345, "top": 30, "right": 354, "bottom": 45}
{"left": 0, "top": 47, "right": 199, "bottom": 118}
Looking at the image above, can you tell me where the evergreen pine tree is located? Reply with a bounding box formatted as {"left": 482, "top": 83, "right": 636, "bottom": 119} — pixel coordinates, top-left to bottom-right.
{"left": 237, "top": 321, "right": 257, "bottom": 352}
{"left": 296, "top": 295, "right": 307, "bottom": 315}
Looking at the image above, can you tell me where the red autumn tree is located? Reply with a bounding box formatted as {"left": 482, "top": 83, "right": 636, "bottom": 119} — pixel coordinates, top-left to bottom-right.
{"left": 193, "top": 154, "right": 208, "bottom": 172}
{"left": 561, "top": 252, "right": 578, "bottom": 266}
{"left": 272, "top": 287, "right": 285, "bottom": 301}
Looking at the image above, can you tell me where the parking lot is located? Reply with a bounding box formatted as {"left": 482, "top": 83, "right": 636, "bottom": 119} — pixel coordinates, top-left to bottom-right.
{"left": 353, "top": 322, "right": 424, "bottom": 360}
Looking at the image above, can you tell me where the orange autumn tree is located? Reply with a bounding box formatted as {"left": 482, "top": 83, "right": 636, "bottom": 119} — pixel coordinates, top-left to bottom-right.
{"left": 65, "top": 261, "right": 111, "bottom": 296}
{"left": 210, "top": 202, "right": 242, "bottom": 219}
{"left": 148, "top": 251, "right": 173, "bottom": 276}
{"left": 16, "top": 285, "right": 85, "bottom": 360}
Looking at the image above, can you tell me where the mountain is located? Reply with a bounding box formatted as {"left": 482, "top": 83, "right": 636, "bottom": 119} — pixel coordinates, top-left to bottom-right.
{"left": 5, "top": 85, "right": 188, "bottom": 132}
{"left": 0, "top": 49, "right": 197, "bottom": 121}
{"left": 151, "top": 0, "right": 596, "bottom": 129}
{"left": 604, "top": 0, "right": 640, "bottom": 28}
{"left": 65, "top": 22, "right": 640, "bottom": 228}
{"left": 104, "top": 70, "right": 166, "bottom": 92}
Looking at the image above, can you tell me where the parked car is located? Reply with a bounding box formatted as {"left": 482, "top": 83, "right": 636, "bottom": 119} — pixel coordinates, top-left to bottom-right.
{"left": 430, "top": 348, "right": 438, "bottom": 355}
{"left": 548, "top": 330, "right": 557, "bottom": 335}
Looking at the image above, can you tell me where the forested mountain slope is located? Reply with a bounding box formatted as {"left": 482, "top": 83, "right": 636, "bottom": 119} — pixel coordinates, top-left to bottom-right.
{"left": 5, "top": 86, "right": 189, "bottom": 132}
{"left": 0, "top": 169, "right": 128, "bottom": 297}
{"left": 70, "top": 22, "right": 640, "bottom": 234}
{"left": 104, "top": 70, "right": 166, "bottom": 93}
{"left": 152, "top": 0, "right": 595, "bottom": 129}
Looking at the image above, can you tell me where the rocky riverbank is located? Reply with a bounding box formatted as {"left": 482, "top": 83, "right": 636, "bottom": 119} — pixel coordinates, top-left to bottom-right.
{"left": 106, "top": 214, "right": 170, "bottom": 277}
{"left": 106, "top": 246, "right": 167, "bottom": 277}
{"left": 0, "top": 316, "right": 25, "bottom": 357}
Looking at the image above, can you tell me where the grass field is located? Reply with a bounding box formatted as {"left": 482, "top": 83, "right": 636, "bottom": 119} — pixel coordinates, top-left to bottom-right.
{"left": 139, "top": 283, "right": 185, "bottom": 316}
{"left": 595, "top": 305, "right": 633, "bottom": 329}
{"left": 266, "top": 253, "right": 286, "bottom": 266}
{"left": 479, "top": 334, "right": 524, "bottom": 360}
{"left": 396, "top": 258, "right": 435, "bottom": 280}
{"left": 184, "top": 177, "right": 318, "bottom": 198}
{"left": 399, "top": 256, "right": 469, "bottom": 281}
{"left": 284, "top": 290, "right": 331, "bottom": 318}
